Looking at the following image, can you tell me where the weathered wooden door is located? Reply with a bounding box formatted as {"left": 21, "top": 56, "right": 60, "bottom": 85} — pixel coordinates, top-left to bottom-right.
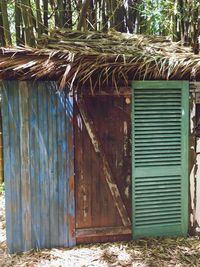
{"left": 74, "top": 95, "right": 132, "bottom": 243}
{"left": 132, "top": 81, "right": 189, "bottom": 238}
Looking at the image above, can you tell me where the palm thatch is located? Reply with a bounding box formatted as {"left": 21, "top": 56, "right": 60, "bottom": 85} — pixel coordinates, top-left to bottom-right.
{"left": 0, "top": 30, "right": 200, "bottom": 91}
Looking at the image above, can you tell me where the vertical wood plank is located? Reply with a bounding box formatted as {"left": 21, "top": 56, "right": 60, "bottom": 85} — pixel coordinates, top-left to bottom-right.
{"left": 67, "top": 95, "right": 75, "bottom": 246}
{"left": 74, "top": 101, "right": 87, "bottom": 229}
{"left": 63, "top": 93, "right": 69, "bottom": 246}
{"left": 89, "top": 97, "right": 123, "bottom": 227}
{"left": 48, "top": 82, "right": 59, "bottom": 247}
{"left": 8, "top": 81, "right": 22, "bottom": 252}
{"left": 57, "top": 91, "right": 68, "bottom": 246}
{"left": 29, "top": 82, "right": 41, "bottom": 248}
{"left": 43, "top": 82, "right": 51, "bottom": 247}
{"left": 0, "top": 109, "right": 4, "bottom": 184}
{"left": 2, "top": 80, "right": 75, "bottom": 252}
{"left": 38, "top": 82, "right": 50, "bottom": 248}
{"left": 1, "top": 81, "right": 13, "bottom": 253}
{"left": 181, "top": 81, "right": 189, "bottom": 234}
{"left": 19, "top": 81, "right": 32, "bottom": 251}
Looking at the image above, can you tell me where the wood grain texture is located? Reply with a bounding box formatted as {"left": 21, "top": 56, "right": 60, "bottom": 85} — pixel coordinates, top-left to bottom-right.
{"left": 75, "top": 95, "right": 132, "bottom": 243}
{"left": 29, "top": 83, "right": 41, "bottom": 248}
{"left": 19, "top": 81, "right": 32, "bottom": 251}
{"left": 77, "top": 99, "right": 131, "bottom": 227}
{"left": 48, "top": 83, "right": 59, "bottom": 247}
{"left": 76, "top": 226, "right": 131, "bottom": 237}
{"left": 0, "top": 110, "right": 4, "bottom": 184}
{"left": 1, "top": 81, "right": 75, "bottom": 253}
{"left": 9, "top": 82, "right": 22, "bottom": 252}
{"left": 38, "top": 82, "right": 50, "bottom": 248}
{"left": 1, "top": 81, "right": 13, "bottom": 252}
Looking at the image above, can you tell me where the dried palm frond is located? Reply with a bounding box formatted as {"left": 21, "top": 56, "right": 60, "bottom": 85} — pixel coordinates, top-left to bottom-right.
{"left": 0, "top": 30, "right": 199, "bottom": 92}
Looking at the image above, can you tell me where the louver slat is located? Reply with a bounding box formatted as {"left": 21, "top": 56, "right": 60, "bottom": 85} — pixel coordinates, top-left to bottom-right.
{"left": 132, "top": 81, "right": 189, "bottom": 238}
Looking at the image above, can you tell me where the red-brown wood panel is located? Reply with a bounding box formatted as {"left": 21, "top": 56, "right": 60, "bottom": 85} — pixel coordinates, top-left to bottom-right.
{"left": 74, "top": 95, "right": 132, "bottom": 243}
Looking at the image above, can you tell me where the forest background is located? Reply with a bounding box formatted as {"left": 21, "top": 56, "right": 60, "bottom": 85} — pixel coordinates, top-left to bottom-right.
{"left": 0, "top": 0, "right": 200, "bottom": 53}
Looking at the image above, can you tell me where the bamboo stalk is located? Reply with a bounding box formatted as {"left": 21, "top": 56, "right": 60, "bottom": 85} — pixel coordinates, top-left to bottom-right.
{"left": 0, "top": 0, "right": 12, "bottom": 46}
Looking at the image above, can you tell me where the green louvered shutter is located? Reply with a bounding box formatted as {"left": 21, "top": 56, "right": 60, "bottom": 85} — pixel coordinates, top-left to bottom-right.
{"left": 132, "top": 81, "right": 189, "bottom": 238}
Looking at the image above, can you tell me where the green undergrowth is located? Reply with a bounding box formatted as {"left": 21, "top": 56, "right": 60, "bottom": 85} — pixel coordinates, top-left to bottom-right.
{"left": 0, "top": 183, "right": 4, "bottom": 194}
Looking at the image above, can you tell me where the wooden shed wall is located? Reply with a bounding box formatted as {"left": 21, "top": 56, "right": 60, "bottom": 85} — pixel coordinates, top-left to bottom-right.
{"left": 2, "top": 79, "right": 200, "bottom": 253}
{"left": 0, "top": 109, "right": 3, "bottom": 184}
{"left": 1, "top": 81, "right": 75, "bottom": 253}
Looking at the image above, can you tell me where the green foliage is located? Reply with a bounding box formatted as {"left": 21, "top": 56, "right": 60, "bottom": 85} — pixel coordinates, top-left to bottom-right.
{"left": 0, "top": 183, "right": 4, "bottom": 194}
{"left": 139, "top": 0, "right": 175, "bottom": 35}
{"left": 7, "top": 0, "right": 15, "bottom": 44}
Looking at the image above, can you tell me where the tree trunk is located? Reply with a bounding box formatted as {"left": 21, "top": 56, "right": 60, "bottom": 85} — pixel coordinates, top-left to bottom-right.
{"left": 1, "top": 0, "right": 12, "bottom": 46}
{"left": 113, "top": 0, "right": 126, "bottom": 32}
{"left": 77, "top": 0, "right": 90, "bottom": 30}
{"left": 107, "top": 0, "right": 126, "bottom": 31}
{"left": 178, "top": 0, "right": 185, "bottom": 42}
{"left": 20, "top": 0, "right": 36, "bottom": 47}
{"left": 64, "top": 0, "right": 72, "bottom": 29}
{"left": 173, "top": 13, "right": 178, "bottom": 41}
{"left": 35, "top": 0, "right": 44, "bottom": 37}
{"left": 193, "top": 0, "right": 200, "bottom": 54}
{"left": 136, "top": 0, "right": 146, "bottom": 34}
{"left": 49, "top": 0, "right": 57, "bottom": 27}
{"left": 43, "top": 0, "right": 48, "bottom": 33}
{"left": 88, "top": 0, "right": 96, "bottom": 30}
{"left": 127, "top": 0, "right": 137, "bottom": 33}
{"left": 184, "top": 0, "right": 190, "bottom": 45}
{"left": 102, "top": 0, "right": 108, "bottom": 32}
{"left": 0, "top": 4, "right": 5, "bottom": 46}
{"left": 57, "top": 0, "right": 65, "bottom": 27}
{"left": 15, "top": 0, "right": 24, "bottom": 45}
{"left": 107, "top": 0, "right": 113, "bottom": 28}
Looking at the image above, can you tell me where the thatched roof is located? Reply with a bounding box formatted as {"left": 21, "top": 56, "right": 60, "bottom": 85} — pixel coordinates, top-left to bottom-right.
{"left": 0, "top": 30, "right": 200, "bottom": 91}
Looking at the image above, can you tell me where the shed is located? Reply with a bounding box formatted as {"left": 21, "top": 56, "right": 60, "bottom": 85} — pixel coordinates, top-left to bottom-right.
{"left": 0, "top": 31, "right": 200, "bottom": 253}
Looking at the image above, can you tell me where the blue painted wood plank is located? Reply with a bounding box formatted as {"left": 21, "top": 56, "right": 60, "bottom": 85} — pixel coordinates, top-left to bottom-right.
{"left": 19, "top": 81, "right": 32, "bottom": 251}
{"left": 38, "top": 82, "right": 50, "bottom": 248}
{"left": 37, "top": 83, "right": 45, "bottom": 248}
{"left": 29, "top": 82, "right": 41, "bottom": 248}
{"left": 48, "top": 82, "right": 59, "bottom": 247}
{"left": 1, "top": 81, "right": 13, "bottom": 253}
{"left": 2, "top": 80, "right": 75, "bottom": 252}
{"left": 63, "top": 93, "right": 69, "bottom": 247}
{"left": 57, "top": 90, "right": 67, "bottom": 246}
{"left": 8, "top": 81, "right": 22, "bottom": 253}
{"left": 66, "top": 95, "right": 75, "bottom": 246}
{"left": 42, "top": 82, "right": 50, "bottom": 248}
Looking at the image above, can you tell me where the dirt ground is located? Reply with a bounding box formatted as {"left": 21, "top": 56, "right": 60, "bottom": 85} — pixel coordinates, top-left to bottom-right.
{"left": 1, "top": 193, "right": 200, "bottom": 267}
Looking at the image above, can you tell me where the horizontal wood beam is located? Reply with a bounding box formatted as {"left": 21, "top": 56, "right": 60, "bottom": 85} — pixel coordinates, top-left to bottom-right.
{"left": 81, "top": 88, "right": 132, "bottom": 97}
{"left": 76, "top": 226, "right": 132, "bottom": 238}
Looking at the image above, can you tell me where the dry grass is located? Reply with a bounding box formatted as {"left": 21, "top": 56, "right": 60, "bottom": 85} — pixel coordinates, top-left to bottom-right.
{"left": 0, "top": 193, "right": 200, "bottom": 266}
{"left": 1, "top": 30, "right": 200, "bottom": 92}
